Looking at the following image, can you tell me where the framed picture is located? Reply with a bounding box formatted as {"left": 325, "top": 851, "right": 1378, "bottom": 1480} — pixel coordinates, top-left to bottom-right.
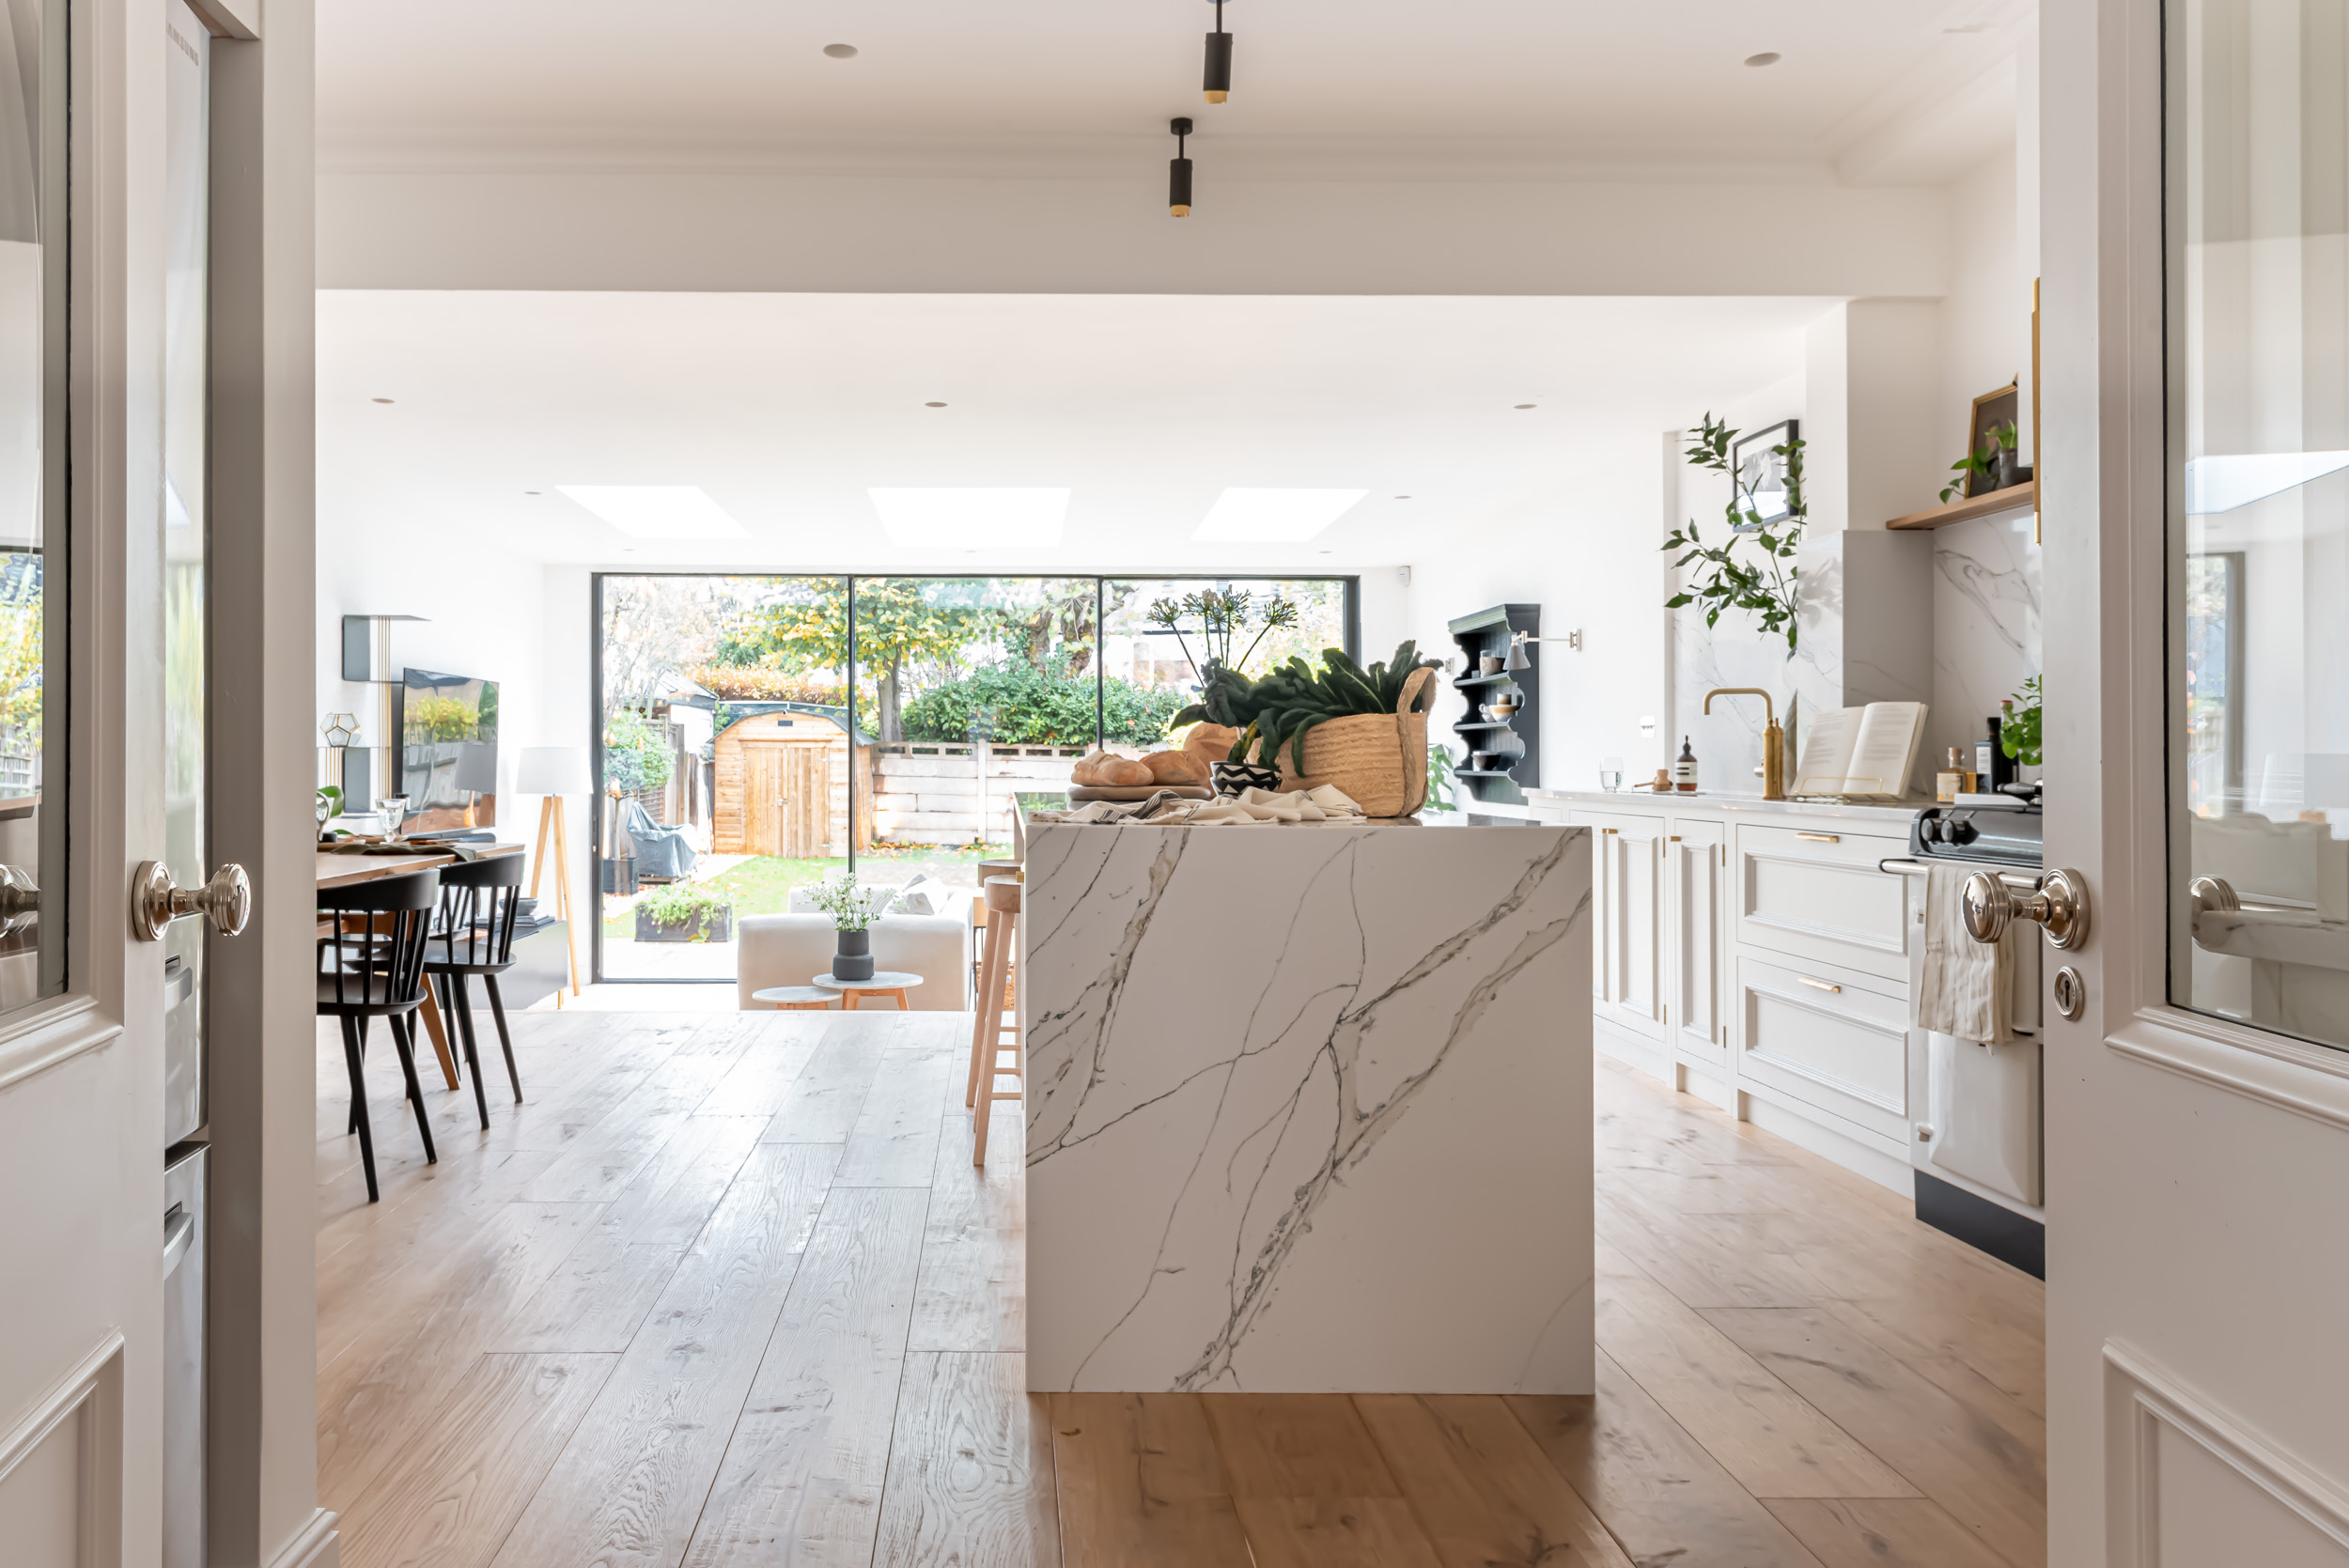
{"left": 1966, "top": 380, "right": 2021, "bottom": 498}
{"left": 1730, "top": 418, "right": 1799, "bottom": 532}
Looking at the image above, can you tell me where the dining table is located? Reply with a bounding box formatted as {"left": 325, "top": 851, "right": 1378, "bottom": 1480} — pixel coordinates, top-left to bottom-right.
{"left": 317, "top": 842, "right": 529, "bottom": 1091}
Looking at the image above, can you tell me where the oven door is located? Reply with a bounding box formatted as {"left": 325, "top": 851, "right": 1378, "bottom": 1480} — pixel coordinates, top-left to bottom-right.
{"left": 1908, "top": 872, "right": 2045, "bottom": 1208}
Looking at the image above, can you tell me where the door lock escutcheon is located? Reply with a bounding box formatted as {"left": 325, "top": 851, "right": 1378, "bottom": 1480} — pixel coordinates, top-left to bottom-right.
{"left": 133, "top": 862, "right": 251, "bottom": 941}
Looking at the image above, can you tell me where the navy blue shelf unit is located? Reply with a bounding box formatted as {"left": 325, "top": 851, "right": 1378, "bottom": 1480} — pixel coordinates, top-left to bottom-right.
{"left": 1447, "top": 604, "right": 1541, "bottom": 805}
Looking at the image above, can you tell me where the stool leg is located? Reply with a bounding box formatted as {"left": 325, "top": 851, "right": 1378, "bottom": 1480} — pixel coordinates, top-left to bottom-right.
{"left": 341, "top": 1015, "right": 379, "bottom": 1203}
{"left": 968, "top": 914, "right": 1009, "bottom": 1109}
{"left": 451, "top": 976, "right": 490, "bottom": 1130}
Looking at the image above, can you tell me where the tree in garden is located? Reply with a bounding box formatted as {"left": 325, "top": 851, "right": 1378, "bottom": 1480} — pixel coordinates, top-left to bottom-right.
{"left": 722, "top": 579, "right": 996, "bottom": 743}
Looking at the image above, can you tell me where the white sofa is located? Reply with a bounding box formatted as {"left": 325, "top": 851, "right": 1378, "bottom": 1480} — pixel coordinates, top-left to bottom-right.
{"left": 736, "top": 884, "right": 974, "bottom": 1012}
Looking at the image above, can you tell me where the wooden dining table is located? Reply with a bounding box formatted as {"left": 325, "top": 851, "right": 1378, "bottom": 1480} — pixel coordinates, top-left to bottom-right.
{"left": 317, "top": 843, "right": 527, "bottom": 1091}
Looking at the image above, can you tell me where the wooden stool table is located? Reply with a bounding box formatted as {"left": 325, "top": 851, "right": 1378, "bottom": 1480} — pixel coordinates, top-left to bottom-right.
{"left": 812, "top": 971, "right": 924, "bottom": 1011}
{"left": 752, "top": 986, "right": 838, "bottom": 1012}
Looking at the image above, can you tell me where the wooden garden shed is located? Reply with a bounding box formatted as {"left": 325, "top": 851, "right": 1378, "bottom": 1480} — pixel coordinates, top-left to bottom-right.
{"left": 711, "top": 705, "right": 873, "bottom": 856}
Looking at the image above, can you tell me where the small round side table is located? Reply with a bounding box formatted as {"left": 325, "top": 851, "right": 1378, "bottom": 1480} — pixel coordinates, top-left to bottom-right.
{"left": 752, "top": 986, "right": 838, "bottom": 1012}
{"left": 812, "top": 970, "right": 925, "bottom": 1012}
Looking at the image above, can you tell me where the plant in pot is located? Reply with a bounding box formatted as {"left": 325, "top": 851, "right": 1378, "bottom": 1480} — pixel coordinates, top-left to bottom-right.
{"left": 1230, "top": 642, "right": 1448, "bottom": 815}
{"left": 806, "top": 872, "right": 890, "bottom": 981}
{"left": 633, "top": 882, "right": 734, "bottom": 943}
{"left": 1153, "top": 589, "right": 1299, "bottom": 787}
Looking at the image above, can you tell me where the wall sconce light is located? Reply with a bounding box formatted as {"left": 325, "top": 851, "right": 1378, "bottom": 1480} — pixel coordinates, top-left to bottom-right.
{"left": 1503, "top": 629, "right": 1582, "bottom": 671}
{"left": 1204, "top": 0, "right": 1233, "bottom": 102}
{"left": 1170, "top": 118, "right": 1194, "bottom": 216}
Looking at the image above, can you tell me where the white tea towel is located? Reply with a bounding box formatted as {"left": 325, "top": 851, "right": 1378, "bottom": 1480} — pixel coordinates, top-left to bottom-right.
{"left": 1916, "top": 862, "right": 2017, "bottom": 1043}
{"left": 1024, "top": 785, "right": 1368, "bottom": 827}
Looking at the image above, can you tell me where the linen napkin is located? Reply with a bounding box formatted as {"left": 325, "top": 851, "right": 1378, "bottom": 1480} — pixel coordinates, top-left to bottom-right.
{"left": 1916, "top": 862, "right": 2018, "bottom": 1043}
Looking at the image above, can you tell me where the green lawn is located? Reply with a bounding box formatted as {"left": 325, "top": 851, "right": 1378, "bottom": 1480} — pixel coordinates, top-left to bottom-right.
{"left": 601, "top": 842, "right": 1015, "bottom": 936}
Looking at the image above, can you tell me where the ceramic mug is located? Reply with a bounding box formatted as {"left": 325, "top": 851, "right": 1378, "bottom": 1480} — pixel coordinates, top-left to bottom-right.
{"left": 1479, "top": 654, "right": 1504, "bottom": 675}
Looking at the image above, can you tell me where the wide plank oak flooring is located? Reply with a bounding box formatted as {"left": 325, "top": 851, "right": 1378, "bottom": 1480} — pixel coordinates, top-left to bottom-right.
{"left": 319, "top": 1013, "right": 2045, "bottom": 1567}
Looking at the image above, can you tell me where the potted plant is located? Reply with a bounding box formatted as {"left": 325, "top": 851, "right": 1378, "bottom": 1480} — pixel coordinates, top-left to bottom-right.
{"left": 632, "top": 882, "right": 734, "bottom": 944}
{"left": 1215, "top": 642, "right": 1447, "bottom": 814}
{"left": 806, "top": 871, "right": 890, "bottom": 981}
{"left": 1154, "top": 589, "right": 1299, "bottom": 784}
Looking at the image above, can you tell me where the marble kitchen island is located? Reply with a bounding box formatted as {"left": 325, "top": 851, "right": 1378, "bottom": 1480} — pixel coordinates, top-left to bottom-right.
{"left": 1021, "top": 816, "right": 1592, "bottom": 1394}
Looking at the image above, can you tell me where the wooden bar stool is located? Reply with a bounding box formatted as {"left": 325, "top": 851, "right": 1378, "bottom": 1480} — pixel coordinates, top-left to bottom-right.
{"left": 968, "top": 875, "right": 1023, "bottom": 1166}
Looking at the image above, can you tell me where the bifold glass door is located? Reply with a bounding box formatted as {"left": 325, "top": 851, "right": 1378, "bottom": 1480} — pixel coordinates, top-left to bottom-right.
{"left": 592, "top": 573, "right": 1355, "bottom": 982}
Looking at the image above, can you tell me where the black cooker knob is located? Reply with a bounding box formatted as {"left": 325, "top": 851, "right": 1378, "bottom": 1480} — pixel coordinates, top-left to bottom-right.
{"left": 1947, "top": 815, "right": 1978, "bottom": 846}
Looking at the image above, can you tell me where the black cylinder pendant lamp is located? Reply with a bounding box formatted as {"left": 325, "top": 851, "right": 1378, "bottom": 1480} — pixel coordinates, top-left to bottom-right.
{"left": 1169, "top": 117, "right": 1194, "bottom": 217}
{"left": 1204, "top": 0, "right": 1233, "bottom": 102}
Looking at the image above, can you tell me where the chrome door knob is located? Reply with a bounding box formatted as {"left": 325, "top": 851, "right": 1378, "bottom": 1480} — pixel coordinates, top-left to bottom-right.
{"left": 1963, "top": 866, "right": 2090, "bottom": 950}
{"left": 0, "top": 863, "right": 39, "bottom": 937}
{"left": 133, "top": 862, "right": 251, "bottom": 941}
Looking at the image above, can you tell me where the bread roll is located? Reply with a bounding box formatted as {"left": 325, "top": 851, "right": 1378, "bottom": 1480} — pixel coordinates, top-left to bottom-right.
{"left": 1181, "top": 723, "right": 1238, "bottom": 764}
{"left": 1099, "top": 756, "right": 1155, "bottom": 786}
{"left": 1070, "top": 749, "right": 1112, "bottom": 786}
{"left": 1143, "top": 750, "right": 1208, "bottom": 786}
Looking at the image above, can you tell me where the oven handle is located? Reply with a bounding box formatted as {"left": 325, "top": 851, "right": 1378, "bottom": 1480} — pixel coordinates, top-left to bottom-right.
{"left": 1877, "top": 857, "right": 2041, "bottom": 894}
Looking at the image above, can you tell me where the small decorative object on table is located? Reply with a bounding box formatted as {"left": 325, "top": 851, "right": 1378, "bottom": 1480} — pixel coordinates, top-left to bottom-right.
{"left": 1210, "top": 759, "right": 1281, "bottom": 795}
{"left": 1598, "top": 756, "right": 1625, "bottom": 792}
{"left": 806, "top": 871, "right": 890, "bottom": 982}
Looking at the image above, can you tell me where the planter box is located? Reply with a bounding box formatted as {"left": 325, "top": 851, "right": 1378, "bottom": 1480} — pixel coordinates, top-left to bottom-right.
{"left": 633, "top": 907, "right": 733, "bottom": 944}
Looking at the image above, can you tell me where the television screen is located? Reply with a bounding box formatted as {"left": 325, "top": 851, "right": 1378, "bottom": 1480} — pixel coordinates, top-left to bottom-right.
{"left": 397, "top": 668, "right": 498, "bottom": 831}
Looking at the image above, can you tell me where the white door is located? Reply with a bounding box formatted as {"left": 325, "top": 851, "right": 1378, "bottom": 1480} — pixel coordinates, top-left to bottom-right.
{"left": 2046, "top": 0, "right": 2349, "bottom": 1557}
{"left": 0, "top": 3, "right": 249, "bottom": 1564}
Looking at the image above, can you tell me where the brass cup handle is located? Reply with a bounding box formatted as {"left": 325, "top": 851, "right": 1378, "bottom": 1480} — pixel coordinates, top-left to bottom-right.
{"left": 1963, "top": 866, "right": 2090, "bottom": 950}
{"left": 133, "top": 862, "right": 251, "bottom": 941}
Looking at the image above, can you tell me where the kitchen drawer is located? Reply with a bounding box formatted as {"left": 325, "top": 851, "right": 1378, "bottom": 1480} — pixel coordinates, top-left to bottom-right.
{"left": 1735, "top": 953, "right": 1910, "bottom": 1141}
{"left": 1734, "top": 820, "right": 1912, "bottom": 983}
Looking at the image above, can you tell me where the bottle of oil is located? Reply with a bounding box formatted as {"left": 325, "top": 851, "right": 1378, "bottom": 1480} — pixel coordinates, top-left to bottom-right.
{"left": 1672, "top": 737, "right": 1699, "bottom": 793}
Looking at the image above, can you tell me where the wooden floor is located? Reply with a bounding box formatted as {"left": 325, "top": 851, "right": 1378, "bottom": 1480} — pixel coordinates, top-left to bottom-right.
{"left": 316, "top": 1007, "right": 2046, "bottom": 1568}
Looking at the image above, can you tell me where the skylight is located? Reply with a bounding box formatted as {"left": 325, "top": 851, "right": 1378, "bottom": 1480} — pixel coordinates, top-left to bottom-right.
{"left": 868, "top": 488, "right": 1071, "bottom": 548}
{"left": 556, "top": 485, "right": 748, "bottom": 539}
{"left": 1190, "top": 488, "right": 1368, "bottom": 543}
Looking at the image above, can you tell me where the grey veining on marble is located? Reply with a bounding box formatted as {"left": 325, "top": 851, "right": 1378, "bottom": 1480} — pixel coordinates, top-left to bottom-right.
{"left": 1022, "top": 821, "right": 1593, "bottom": 1395}
{"left": 1931, "top": 512, "right": 2043, "bottom": 776}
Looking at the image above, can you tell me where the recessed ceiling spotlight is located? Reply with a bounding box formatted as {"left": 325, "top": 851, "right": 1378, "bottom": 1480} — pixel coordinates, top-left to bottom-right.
{"left": 1514, "top": 403, "right": 1537, "bottom": 410}
{"left": 524, "top": 490, "right": 541, "bottom": 496}
{"left": 371, "top": 396, "right": 395, "bottom": 404}
{"left": 1394, "top": 495, "right": 1412, "bottom": 501}
{"left": 1744, "top": 52, "right": 1781, "bottom": 67}
{"left": 823, "top": 43, "right": 858, "bottom": 58}
{"left": 925, "top": 401, "right": 948, "bottom": 408}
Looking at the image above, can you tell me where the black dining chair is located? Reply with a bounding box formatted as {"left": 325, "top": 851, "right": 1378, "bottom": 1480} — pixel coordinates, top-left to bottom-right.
{"left": 423, "top": 854, "right": 527, "bottom": 1131}
{"left": 318, "top": 868, "right": 442, "bottom": 1203}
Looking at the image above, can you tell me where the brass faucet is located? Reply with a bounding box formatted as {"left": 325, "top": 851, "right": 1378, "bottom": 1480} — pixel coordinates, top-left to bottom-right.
{"left": 1702, "top": 688, "right": 1787, "bottom": 800}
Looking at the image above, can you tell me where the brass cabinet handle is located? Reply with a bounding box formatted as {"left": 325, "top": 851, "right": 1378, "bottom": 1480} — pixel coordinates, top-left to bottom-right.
{"left": 1798, "top": 976, "right": 1843, "bottom": 994}
{"left": 1669, "top": 835, "right": 1682, "bottom": 842}
{"left": 1797, "top": 831, "right": 1840, "bottom": 844}
{"left": 1601, "top": 828, "right": 1618, "bottom": 835}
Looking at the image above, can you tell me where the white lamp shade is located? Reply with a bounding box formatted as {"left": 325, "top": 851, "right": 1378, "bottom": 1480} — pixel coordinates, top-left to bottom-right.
{"left": 517, "top": 746, "right": 592, "bottom": 796}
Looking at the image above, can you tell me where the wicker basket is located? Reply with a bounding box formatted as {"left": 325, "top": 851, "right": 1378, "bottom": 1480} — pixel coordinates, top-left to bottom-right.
{"left": 1266, "top": 666, "right": 1439, "bottom": 817}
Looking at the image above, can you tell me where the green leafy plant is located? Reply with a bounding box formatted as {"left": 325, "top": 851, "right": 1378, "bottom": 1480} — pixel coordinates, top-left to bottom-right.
{"left": 805, "top": 870, "right": 891, "bottom": 932}
{"left": 1425, "top": 743, "right": 1459, "bottom": 813}
{"left": 636, "top": 881, "right": 731, "bottom": 939}
{"left": 1145, "top": 589, "right": 1300, "bottom": 681}
{"left": 898, "top": 662, "right": 1189, "bottom": 747}
{"left": 1939, "top": 422, "right": 2019, "bottom": 504}
{"left": 1663, "top": 412, "right": 1807, "bottom": 655}
{"left": 602, "top": 706, "right": 675, "bottom": 795}
{"left": 1224, "top": 641, "right": 1444, "bottom": 775}
{"left": 2000, "top": 675, "right": 2043, "bottom": 768}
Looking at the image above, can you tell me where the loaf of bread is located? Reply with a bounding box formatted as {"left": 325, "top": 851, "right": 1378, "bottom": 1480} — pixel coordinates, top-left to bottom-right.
{"left": 1098, "top": 756, "right": 1155, "bottom": 786}
{"left": 1070, "top": 750, "right": 1110, "bottom": 785}
{"left": 1143, "top": 750, "right": 1208, "bottom": 786}
{"left": 1181, "top": 723, "right": 1238, "bottom": 764}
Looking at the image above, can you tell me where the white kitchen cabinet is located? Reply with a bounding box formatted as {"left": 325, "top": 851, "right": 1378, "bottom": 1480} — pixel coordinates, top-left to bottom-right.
{"left": 1579, "top": 808, "right": 1668, "bottom": 1044}
{"left": 1665, "top": 816, "right": 1729, "bottom": 1076}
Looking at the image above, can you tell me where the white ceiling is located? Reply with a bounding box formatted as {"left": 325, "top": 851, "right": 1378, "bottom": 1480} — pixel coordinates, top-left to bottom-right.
{"left": 319, "top": 0, "right": 2026, "bottom": 183}
{"left": 319, "top": 291, "right": 1833, "bottom": 574}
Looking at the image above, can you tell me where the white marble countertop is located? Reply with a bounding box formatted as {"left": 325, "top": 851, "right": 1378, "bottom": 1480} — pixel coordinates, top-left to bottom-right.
{"left": 1521, "top": 787, "right": 1928, "bottom": 827}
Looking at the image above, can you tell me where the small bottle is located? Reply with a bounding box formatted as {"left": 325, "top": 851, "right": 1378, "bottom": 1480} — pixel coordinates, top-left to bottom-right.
{"left": 1937, "top": 747, "right": 1977, "bottom": 804}
{"left": 1672, "top": 736, "right": 1700, "bottom": 793}
{"left": 1974, "top": 720, "right": 2000, "bottom": 790}
{"left": 1994, "top": 699, "right": 2019, "bottom": 788}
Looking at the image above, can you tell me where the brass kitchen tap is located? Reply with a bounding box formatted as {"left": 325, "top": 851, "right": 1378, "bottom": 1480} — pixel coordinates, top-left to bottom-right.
{"left": 1702, "top": 688, "right": 1787, "bottom": 800}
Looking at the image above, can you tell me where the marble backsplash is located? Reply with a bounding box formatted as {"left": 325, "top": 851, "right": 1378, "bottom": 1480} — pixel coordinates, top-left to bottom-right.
{"left": 1671, "top": 520, "right": 2041, "bottom": 795}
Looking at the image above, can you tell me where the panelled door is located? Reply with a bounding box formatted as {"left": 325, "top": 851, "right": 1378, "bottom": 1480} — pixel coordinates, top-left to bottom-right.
{"left": 2046, "top": 0, "right": 2349, "bottom": 1557}
{"left": 1583, "top": 810, "right": 1666, "bottom": 1043}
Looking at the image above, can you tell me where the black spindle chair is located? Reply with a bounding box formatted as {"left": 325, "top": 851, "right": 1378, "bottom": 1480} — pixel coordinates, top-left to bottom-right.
{"left": 318, "top": 868, "right": 443, "bottom": 1203}
{"left": 423, "top": 854, "right": 527, "bottom": 1131}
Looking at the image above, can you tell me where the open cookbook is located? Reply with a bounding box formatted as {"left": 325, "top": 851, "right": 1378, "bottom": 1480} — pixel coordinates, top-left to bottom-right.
{"left": 1790, "top": 701, "right": 1929, "bottom": 800}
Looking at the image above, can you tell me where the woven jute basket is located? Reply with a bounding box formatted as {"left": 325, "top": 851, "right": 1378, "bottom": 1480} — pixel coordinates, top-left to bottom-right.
{"left": 1266, "top": 666, "right": 1439, "bottom": 817}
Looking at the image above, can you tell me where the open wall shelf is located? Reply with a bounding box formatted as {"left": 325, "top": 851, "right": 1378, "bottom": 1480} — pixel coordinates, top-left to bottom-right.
{"left": 1447, "top": 604, "right": 1540, "bottom": 806}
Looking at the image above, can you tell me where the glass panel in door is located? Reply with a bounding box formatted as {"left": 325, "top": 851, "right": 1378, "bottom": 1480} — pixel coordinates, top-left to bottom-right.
{"left": 2170, "top": 0, "right": 2349, "bottom": 1048}
{"left": 597, "top": 574, "right": 850, "bottom": 982}
{"left": 0, "top": 0, "right": 66, "bottom": 1017}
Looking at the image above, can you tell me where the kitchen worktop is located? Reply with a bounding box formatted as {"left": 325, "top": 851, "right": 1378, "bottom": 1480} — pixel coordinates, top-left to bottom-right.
{"left": 1523, "top": 788, "right": 1928, "bottom": 828}
{"left": 1020, "top": 815, "right": 1593, "bottom": 1394}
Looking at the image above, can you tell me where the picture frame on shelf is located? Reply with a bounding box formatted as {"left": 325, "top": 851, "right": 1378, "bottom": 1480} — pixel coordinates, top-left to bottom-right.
{"left": 1966, "top": 381, "right": 2022, "bottom": 498}
{"left": 1729, "top": 418, "right": 1799, "bottom": 531}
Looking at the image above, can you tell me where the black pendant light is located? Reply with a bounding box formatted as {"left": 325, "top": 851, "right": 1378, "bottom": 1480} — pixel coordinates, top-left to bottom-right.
{"left": 1170, "top": 117, "right": 1194, "bottom": 217}
{"left": 1204, "top": 0, "right": 1233, "bottom": 102}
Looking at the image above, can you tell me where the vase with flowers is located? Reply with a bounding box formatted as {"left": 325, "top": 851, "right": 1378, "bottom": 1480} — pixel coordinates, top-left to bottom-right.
{"left": 807, "top": 871, "right": 891, "bottom": 982}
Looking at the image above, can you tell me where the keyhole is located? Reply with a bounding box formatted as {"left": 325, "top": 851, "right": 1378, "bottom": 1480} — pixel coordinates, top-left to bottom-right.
{"left": 2053, "top": 965, "right": 2086, "bottom": 1021}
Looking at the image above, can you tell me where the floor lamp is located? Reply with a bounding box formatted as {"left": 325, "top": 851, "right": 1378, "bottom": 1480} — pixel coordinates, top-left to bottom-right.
{"left": 518, "top": 746, "right": 590, "bottom": 1004}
